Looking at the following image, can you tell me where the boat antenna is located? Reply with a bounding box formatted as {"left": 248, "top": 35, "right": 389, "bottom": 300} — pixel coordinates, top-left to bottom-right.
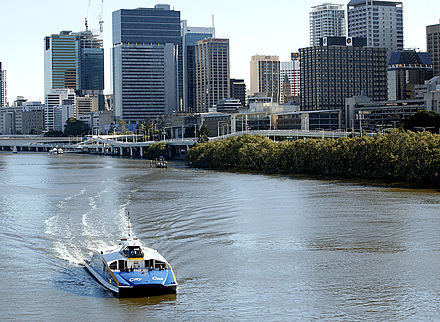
{"left": 127, "top": 212, "right": 131, "bottom": 238}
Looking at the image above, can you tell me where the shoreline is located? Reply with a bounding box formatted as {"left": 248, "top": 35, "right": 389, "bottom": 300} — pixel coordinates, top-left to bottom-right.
{"left": 190, "top": 165, "right": 440, "bottom": 192}
{"left": 186, "top": 132, "right": 440, "bottom": 189}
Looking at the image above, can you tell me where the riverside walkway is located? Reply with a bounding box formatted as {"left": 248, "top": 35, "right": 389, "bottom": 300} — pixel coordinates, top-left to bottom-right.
{"left": 0, "top": 129, "right": 359, "bottom": 157}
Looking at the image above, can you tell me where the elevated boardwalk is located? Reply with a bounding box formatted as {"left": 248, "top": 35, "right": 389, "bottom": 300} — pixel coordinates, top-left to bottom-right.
{"left": 0, "top": 130, "right": 359, "bottom": 157}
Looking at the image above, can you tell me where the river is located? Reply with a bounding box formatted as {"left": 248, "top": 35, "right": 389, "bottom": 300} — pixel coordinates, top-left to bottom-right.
{"left": 1, "top": 152, "right": 440, "bottom": 320}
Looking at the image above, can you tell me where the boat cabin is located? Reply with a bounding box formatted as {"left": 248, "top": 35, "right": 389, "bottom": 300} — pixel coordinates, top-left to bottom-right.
{"left": 107, "top": 258, "right": 168, "bottom": 272}
{"left": 90, "top": 244, "right": 170, "bottom": 276}
{"left": 121, "top": 245, "right": 144, "bottom": 259}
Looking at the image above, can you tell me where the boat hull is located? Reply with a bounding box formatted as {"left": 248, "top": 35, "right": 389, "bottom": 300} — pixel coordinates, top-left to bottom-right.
{"left": 84, "top": 262, "right": 177, "bottom": 297}
{"left": 119, "top": 284, "right": 177, "bottom": 297}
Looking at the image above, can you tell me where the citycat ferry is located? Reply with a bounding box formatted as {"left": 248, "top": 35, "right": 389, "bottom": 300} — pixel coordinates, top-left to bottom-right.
{"left": 84, "top": 215, "right": 178, "bottom": 296}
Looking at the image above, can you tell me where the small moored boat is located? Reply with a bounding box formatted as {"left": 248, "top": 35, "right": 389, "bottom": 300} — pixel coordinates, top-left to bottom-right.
{"left": 84, "top": 214, "right": 178, "bottom": 297}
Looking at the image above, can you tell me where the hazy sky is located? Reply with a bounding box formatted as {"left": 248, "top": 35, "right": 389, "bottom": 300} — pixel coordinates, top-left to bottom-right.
{"left": 0, "top": 0, "right": 439, "bottom": 103}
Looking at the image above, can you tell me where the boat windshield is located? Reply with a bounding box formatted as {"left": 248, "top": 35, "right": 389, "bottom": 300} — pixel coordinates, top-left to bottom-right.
{"left": 122, "top": 246, "right": 144, "bottom": 258}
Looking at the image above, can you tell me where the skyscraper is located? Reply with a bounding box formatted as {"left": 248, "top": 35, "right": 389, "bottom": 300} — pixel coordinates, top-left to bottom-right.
{"left": 44, "top": 30, "right": 104, "bottom": 109}
{"left": 300, "top": 37, "right": 388, "bottom": 111}
{"left": 309, "top": 3, "right": 346, "bottom": 46}
{"left": 112, "top": 5, "right": 181, "bottom": 121}
{"left": 250, "top": 55, "right": 280, "bottom": 103}
{"left": 181, "top": 21, "right": 215, "bottom": 112}
{"left": 0, "top": 62, "right": 6, "bottom": 107}
{"left": 347, "top": 0, "right": 403, "bottom": 55}
{"left": 76, "top": 30, "right": 104, "bottom": 97}
{"left": 44, "top": 31, "right": 77, "bottom": 96}
{"left": 427, "top": 23, "right": 440, "bottom": 77}
{"left": 195, "top": 38, "right": 230, "bottom": 113}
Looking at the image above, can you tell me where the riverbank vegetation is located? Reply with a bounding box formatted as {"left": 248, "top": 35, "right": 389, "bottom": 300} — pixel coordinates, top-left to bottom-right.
{"left": 186, "top": 130, "right": 440, "bottom": 187}
{"left": 145, "top": 142, "right": 169, "bottom": 160}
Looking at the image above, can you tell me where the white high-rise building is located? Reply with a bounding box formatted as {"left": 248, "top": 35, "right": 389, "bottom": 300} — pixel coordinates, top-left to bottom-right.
{"left": 427, "top": 23, "right": 440, "bottom": 77}
{"left": 195, "top": 38, "right": 230, "bottom": 112}
{"left": 44, "top": 89, "right": 75, "bottom": 132}
{"left": 310, "top": 3, "right": 346, "bottom": 46}
{"left": 347, "top": 0, "right": 403, "bottom": 54}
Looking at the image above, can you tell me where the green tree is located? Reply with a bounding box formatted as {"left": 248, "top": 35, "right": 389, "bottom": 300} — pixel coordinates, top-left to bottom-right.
{"left": 146, "top": 142, "right": 169, "bottom": 160}
{"left": 63, "top": 118, "right": 89, "bottom": 136}
{"left": 197, "top": 124, "right": 210, "bottom": 143}
{"left": 44, "top": 130, "right": 63, "bottom": 137}
{"left": 116, "top": 119, "right": 129, "bottom": 134}
{"left": 140, "top": 118, "right": 154, "bottom": 141}
{"left": 186, "top": 131, "right": 440, "bottom": 187}
{"left": 404, "top": 110, "right": 440, "bottom": 133}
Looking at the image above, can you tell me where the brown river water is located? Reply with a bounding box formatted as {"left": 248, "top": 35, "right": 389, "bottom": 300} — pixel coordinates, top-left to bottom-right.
{"left": 1, "top": 153, "right": 440, "bottom": 320}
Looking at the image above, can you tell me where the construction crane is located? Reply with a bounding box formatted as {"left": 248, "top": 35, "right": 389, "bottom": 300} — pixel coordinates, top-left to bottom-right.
{"left": 85, "top": 0, "right": 91, "bottom": 31}
{"left": 84, "top": 0, "right": 104, "bottom": 35}
{"left": 99, "top": 0, "right": 104, "bottom": 35}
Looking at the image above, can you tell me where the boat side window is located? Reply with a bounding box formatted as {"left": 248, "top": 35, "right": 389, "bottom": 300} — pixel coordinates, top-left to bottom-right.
{"left": 109, "top": 261, "right": 117, "bottom": 270}
{"left": 155, "top": 261, "right": 167, "bottom": 270}
{"left": 118, "top": 260, "right": 126, "bottom": 271}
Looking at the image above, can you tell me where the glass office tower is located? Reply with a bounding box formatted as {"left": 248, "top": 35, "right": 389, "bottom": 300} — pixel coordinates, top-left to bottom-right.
{"left": 44, "top": 30, "right": 104, "bottom": 114}
{"left": 112, "top": 5, "right": 182, "bottom": 121}
{"left": 44, "top": 31, "right": 77, "bottom": 95}
{"left": 76, "top": 31, "right": 104, "bottom": 96}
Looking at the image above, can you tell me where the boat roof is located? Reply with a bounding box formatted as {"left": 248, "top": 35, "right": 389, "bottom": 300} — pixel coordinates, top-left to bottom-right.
{"left": 97, "top": 243, "right": 168, "bottom": 264}
{"left": 92, "top": 213, "right": 169, "bottom": 264}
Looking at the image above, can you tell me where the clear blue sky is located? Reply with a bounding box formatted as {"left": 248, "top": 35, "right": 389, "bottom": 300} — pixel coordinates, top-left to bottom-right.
{"left": 0, "top": 0, "right": 439, "bottom": 102}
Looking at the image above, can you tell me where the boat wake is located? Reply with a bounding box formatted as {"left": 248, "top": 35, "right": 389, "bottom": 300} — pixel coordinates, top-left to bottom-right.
{"left": 45, "top": 187, "right": 134, "bottom": 266}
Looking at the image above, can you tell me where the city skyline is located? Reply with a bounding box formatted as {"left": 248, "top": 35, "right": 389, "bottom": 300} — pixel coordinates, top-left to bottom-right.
{"left": 0, "top": 0, "right": 439, "bottom": 103}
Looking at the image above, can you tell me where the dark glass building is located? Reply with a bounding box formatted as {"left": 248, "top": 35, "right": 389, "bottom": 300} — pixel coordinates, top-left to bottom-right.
{"left": 112, "top": 5, "right": 181, "bottom": 44}
{"left": 76, "top": 31, "right": 104, "bottom": 96}
{"left": 112, "top": 5, "right": 183, "bottom": 120}
{"left": 230, "top": 79, "right": 247, "bottom": 107}
{"left": 300, "top": 37, "right": 388, "bottom": 112}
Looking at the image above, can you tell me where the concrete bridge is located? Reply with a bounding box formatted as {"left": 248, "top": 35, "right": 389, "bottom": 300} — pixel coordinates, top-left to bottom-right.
{"left": 0, "top": 129, "right": 359, "bottom": 157}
